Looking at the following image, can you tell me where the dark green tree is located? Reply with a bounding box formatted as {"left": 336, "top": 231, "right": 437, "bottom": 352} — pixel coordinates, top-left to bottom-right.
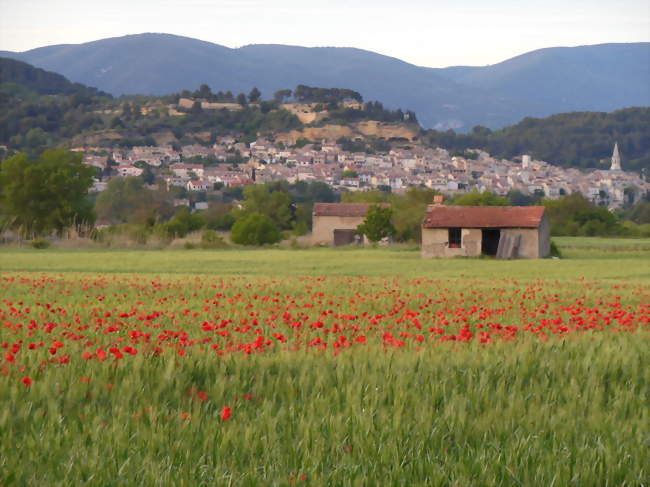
{"left": 0, "top": 150, "right": 95, "bottom": 237}
{"left": 196, "top": 84, "right": 212, "bottom": 99}
{"left": 451, "top": 191, "right": 509, "bottom": 206}
{"left": 239, "top": 184, "right": 292, "bottom": 229}
{"left": 230, "top": 212, "right": 281, "bottom": 245}
{"left": 163, "top": 207, "right": 205, "bottom": 237}
{"left": 248, "top": 87, "right": 261, "bottom": 103}
{"left": 507, "top": 189, "right": 540, "bottom": 206}
{"left": 274, "top": 89, "right": 292, "bottom": 103}
{"left": 356, "top": 205, "right": 395, "bottom": 243}
{"left": 190, "top": 101, "right": 203, "bottom": 114}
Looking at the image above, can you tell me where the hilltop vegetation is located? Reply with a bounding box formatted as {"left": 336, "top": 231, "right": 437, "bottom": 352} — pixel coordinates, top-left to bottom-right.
{"left": 0, "top": 57, "right": 109, "bottom": 97}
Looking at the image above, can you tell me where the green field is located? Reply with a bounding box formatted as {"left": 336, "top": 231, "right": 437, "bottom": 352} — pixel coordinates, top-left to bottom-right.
{"left": 0, "top": 236, "right": 649, "bottom": 280}
{"left": 1, "top": 239, "right": 648, "bottom": 485}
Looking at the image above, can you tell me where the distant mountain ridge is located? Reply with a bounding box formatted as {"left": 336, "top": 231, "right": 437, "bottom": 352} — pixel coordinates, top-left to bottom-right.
{"left": 1, "top": 34, "right": 649, "bottom": 130}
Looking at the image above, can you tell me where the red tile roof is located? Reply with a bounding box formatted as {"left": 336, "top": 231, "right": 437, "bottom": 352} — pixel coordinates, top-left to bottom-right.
{"left": 422, "top": 205, "right": 545, "bottom": 229}
{"left": 313, "top": 203, "right": 389, "bottom": 217}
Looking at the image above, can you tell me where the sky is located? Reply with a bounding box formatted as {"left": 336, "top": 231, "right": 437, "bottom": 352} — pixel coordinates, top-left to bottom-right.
{"left": 0, "top": 0, "right": 648, "bottom": 67}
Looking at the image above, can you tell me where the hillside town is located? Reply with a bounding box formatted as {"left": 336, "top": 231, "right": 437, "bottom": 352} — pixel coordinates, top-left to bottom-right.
{"left": 79, "top": 137, "right": 648, "bottom": 210}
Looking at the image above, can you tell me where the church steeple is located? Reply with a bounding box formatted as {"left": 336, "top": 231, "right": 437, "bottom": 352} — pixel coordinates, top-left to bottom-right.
{"left": 610, "top": 142, "right": 621, "bottom": 171}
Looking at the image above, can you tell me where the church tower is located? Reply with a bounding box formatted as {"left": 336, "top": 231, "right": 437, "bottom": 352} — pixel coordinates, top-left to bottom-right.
{"left": 610, "top": 142, "right": 621, "bottom": 171}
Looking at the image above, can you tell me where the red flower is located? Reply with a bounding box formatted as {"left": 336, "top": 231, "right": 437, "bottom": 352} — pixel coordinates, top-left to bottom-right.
{"left": 21, "top": 376, "right": 32, "bottom": 387}
{"left": 221, "top": 406, "right": 231, "bottom": 421}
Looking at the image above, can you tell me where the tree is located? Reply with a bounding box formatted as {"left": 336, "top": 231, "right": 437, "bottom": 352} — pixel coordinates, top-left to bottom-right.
{"left": 451, "top": 191, "right": 509, "bottom": 206}
{"left": 190, "top": 101, "right": 203, "bottom": 114}
{"left": 24, "top": 128, "right": 48, "bottom": 150}
{"left": 543, "top": 193, "right": 620, "bottom": 236}
{"left": 274, "top": 89, "right": 292, "bottom": 104}
{"left": 0, "top": 150, "right": 95, "bottom": 237}
{"left": 230, "top": 212, "right": 281, "bottom": 245}
{"left": 239, "top": 184, "right": 292, "bottom": 229}
{"left": 342, "top": 190, "right": 390, "bottom": 203}
{"left": 95, "top": 177, "right": 145, "bottom": 224}
{"left": 236, "top": 93, "right": 248, "bottom": 106}
{"left": 356, "top": 205, "right": 395, "bottom": 243}
{"left": 95, "top": 177, "right": 174, "bottom": 225}
{"left": 507, "top": 189, "right": 540, "bottom": 206}
{"left": 196, "top": 84, "right": 212, "bottom": 99}
{"left": 248, "top": 87, "right": 261, "bottom": 103}
{"left": 163, "top": 207, "right": 205, "bottom": 237}
{"left": 390, "top": 187, "right": 440, "bottom": 242}
{"left": 140, "top": 166, "right": 155, "bottom": 185}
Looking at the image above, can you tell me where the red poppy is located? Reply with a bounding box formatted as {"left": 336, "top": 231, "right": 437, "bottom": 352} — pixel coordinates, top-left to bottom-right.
{"left": 21, "top": 376, "right": 32, "bottom": 387}
{"left": 221, "top": 406, "right": 231, "bottom": 421}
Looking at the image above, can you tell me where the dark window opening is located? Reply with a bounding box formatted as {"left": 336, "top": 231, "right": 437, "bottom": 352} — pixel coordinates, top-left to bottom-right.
{"left": 482, "top": 229, "right": 501, "bottom": 256}
{"left": 448, "top": 228, "right": 462, "bottom": 248}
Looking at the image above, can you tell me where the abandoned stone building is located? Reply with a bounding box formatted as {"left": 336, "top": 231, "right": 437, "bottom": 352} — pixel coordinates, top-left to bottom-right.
{"left": 312, "top": 203, "right": 389, "bottom": 246}
{"left": 421, "top": 205, "right": 550, "bottom": 259}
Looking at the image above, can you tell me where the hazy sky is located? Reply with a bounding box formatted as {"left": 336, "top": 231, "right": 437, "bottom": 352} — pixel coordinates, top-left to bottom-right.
{"left": 1, "top": 0, "right": 648, "bottom": 67}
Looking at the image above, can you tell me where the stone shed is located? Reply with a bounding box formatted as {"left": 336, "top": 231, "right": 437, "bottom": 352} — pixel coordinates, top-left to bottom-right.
{"left": 312, "top": 203, "right": 389, "bottom": 246}
{"left": 421, "top": 205, "right": 550, "bottom": 259}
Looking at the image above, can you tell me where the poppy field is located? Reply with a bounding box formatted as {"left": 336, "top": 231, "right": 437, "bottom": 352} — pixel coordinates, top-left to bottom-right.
{"left": 1, "top": 246, "right": 649, "bottom": 485}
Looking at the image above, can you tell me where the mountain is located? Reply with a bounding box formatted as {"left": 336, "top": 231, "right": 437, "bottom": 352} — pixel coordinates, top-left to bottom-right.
{"left": 433, "top": 43, "right": 650, "bottom": 115}
{"left": 2, "top": 34, "right": 649, "bottom": 130}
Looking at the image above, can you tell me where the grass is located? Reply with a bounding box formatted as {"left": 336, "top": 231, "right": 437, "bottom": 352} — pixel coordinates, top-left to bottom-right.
{"left": 3, "top": 339, "right": 647, "bottom": 486}
{"left": 0, "top": 236, "right": 649, "bottom": 280}
{"left": 553, "top": 236, "right": 650, "bottom": 249}
{"left": 0, "top": 238, "right": 648, "bottom": 485}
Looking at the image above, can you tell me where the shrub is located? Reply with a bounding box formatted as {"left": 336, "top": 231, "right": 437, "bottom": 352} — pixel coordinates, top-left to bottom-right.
{"left": 230, "top": 213, "right": 281, "bottom": 246}
{"left": 201, "top": 230, "right": 227, "bottom": 249}
{"left": 30, "top": 238, "right": 50, "bottom": 249}
{"left": 549, "top": 240, "right": 562, "bottom": 258}
{"left": 207, "top": 213, "right": 236, "bottom": 231}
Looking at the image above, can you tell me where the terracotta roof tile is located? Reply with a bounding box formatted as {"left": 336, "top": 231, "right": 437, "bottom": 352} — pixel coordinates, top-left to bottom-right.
{"left": 313, "top": 203, "right": 389, "bottom": 217}
{"left": 423, "top": 205, "right": 545, "bottom": 228}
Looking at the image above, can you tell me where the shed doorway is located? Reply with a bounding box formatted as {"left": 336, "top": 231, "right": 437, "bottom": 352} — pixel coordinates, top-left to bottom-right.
{"left": 481, "top": 229, "right": 501, "bottom": 256}
{"left": 333, "top": 229, "right": 361, "bottom": 246}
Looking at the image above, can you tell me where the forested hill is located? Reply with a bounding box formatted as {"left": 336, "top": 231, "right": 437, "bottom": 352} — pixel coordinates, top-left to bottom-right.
{"left": 0, "top": 57, "right": 109, "bottom": 97}
{"left": 424, "top": 108, "right": 650, "bottom": 173}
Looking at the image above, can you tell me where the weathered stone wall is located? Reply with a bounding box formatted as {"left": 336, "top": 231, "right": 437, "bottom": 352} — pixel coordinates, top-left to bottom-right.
{"left": 421, "top": 228, "right": 481, "bottom": 258}
{"left": 312, "top": 216, "right": 366, "bottom": 245}
{"left": 422, "top": 227, "right": 546, "bottom": 259}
